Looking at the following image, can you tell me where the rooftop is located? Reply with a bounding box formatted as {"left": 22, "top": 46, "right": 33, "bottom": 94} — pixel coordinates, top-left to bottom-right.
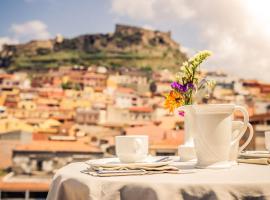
{"left": 14, "top": 141, "right": 103, "bottom": 153}
{"left": 116, "top": 87, "right": 135, "bottom": 94}
{"left": 125, "top": 123, "right": 184, "bottom": 145}
{"left": 129, "top": 106, "right": 153, "bottom": 113}
{"left": 0, "top": 173, "right": 50, "bottom": 191}
{"left": 0, "top": 181, "right": 50, "bottom": 191}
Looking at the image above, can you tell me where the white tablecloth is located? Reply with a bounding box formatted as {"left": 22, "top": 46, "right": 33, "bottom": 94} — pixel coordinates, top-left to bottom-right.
{"left": 47, "top": 161, "right": 270, "bottom": 200}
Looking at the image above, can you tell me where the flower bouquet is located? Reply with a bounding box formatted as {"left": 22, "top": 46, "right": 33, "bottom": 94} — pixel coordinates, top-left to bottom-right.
{"left": 164, "top": 50, "right": 215, "bottom": 115}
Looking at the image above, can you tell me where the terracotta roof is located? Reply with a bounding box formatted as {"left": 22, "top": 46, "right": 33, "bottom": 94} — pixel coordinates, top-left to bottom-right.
{"left": 84, "top": 73, "right": 107, "bottom": 78}
{"left": 129, "top": 106, "right": 153, "bottom": 113}
{"left": 150, "top": 144, "right": 179, "bottom": 150}
{"left": 100, "top": 122, "right": 130, "bottom": 128}
{"left": 0, "top": 74, "right": 13, "bottom": 79}
{"left": 125, "top": 124, "right": 165, "bottom": 141}
{"left": 36, "top": 98, "right": 59, "bottom": 105}
{"left": 125, "top": 124, "right": 184, "bottom": 145}
{"left": 51, "top": 115, "right": 73, "bottom": 120}
{"left": 32, "top": 132, "right": 54, "bottom": 141}
{"left": 242, "top": 80, "right": 259, "bottom": 84}
{"left": 60, "top": 121, "right": 74, "bottom": 128}
{"left": 158, "top": 115, "right": 184, "bottom": 129}
{"left": 99, "top": 136, "right": 115, "bottom": 145}
{"left": 42, "top": 119, "right": 62, "bottom": 126}
{"left": 14, "top": 141, "right": 103, "bottom": 153}
{"left": 0, "top": 181, "right": 50, "bottom": 191}
{"left": 260, "top": 84, "right": 270, "bottom": 93}
{"left": 94, "top": 87, "right": 105, "bottom": 92}
{"left": 116, "top": 87, "right": 135, "bottom": 94}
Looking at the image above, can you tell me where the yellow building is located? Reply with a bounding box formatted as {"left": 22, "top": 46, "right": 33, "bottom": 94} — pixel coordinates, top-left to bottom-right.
{"left": 0, "top": 88, "right": 20, "bottom": 106}
{"left": 60, "top": 99, "right": 91, "bottom": 110}
{"left": 0, "top": 117, "right": 34, "bottom": 133}
{"left": 35, "top": 119, "right": 62, "bottom": 134}
{"left": 17, "top": 100, "right": 37, "bottom": 110}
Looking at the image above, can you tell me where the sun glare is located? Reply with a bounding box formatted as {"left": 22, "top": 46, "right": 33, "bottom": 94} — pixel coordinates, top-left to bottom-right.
{"left": 246, "top": 0, "right": 270, "bottom": 33}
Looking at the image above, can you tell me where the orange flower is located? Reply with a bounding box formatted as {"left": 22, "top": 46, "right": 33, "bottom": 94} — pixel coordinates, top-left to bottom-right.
{"left": 164, "top": 90, "right": 184, "bottom": 113}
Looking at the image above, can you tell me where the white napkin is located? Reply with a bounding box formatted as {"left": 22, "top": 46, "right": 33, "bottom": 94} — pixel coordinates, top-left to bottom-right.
{"left": 238, "top": 151, "right": 270, "bottom": 165}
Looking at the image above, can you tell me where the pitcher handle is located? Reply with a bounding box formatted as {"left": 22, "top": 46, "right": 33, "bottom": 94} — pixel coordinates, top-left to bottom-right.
{"left": 239, "top": 123, "right": 254, "bottom": 152}
{"left": 231, "top": 105, "right": 249, "bottom": 145}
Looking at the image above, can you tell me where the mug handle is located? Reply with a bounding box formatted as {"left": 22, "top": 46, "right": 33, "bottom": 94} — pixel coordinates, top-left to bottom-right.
{"left": 239, "top": 123, "right": 253, "bottom": 152}
{"left": 230, "top": 105, "right": 249, "bottom": 145}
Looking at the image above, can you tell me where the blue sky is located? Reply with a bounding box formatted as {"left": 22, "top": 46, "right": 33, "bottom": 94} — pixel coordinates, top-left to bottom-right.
{"left": 0, "top": 0, "right": 201, "bottom": 51}
{"left": 1, "top": 0, "right": 270, "bottom": 81}
{"left": 0, "top": 0, "right": 115, "bottom": 38}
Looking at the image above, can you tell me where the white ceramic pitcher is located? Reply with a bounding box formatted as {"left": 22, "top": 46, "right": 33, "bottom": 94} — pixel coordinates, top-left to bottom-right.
{"left": 192, "top": 104, "right": 249, "bottom": 169}
{"left": 230, "top": 121, "right": 254, "bottom": 163}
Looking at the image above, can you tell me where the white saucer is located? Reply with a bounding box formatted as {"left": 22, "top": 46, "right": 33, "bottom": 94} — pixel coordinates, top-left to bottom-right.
{"left": 195, "top": 161, "right": 232, "bottom": 169}
{"left": 86, "top": 156, "right": 173, "bottom": 168}
{"left": 172, "top": 159, "right": 197, "bottom": 169}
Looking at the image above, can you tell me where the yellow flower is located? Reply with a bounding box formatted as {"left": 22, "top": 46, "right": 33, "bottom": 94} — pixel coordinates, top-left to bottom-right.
{"left": 164, "top": 90, "right": 184, "bottom": 113}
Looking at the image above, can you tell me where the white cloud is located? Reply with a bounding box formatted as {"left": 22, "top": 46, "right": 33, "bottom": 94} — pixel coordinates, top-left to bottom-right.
{"left": 142, "top": 24, "right": 155, "bottom": 30}
{"left": 152, "top": 0, "right": 195, "bottom": 21}
{"left": 110, "top": 0, "right": 270, "bottom": 81}
{"left": 111, "top": 0, "right": 194, "bottom": 21}
{"left": 194, "top": 0, "right": 270, "bottom": 81}
{"left": 0, "top": 20, "right": 50, "bottom": 51}
{"left": 111, "top": 0, "right": 155, "bottom": 20}
{"left": 10, "top": 20, "right": 50, "bottom": 42}
{"left": 0, "top": 37, "right": 18, "bottom": 51}
{"left": 179, "top": 45, "right": 196, "bottom": 57}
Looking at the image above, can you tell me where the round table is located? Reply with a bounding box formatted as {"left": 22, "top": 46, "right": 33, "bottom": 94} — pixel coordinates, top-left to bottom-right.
{"left": 47, "top": 161, "right": 270, "bottom": 200}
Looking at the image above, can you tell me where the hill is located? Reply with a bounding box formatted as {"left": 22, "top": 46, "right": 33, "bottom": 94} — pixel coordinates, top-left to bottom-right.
{"left": 0, "top": 24, "right": 188, "bottom": 71}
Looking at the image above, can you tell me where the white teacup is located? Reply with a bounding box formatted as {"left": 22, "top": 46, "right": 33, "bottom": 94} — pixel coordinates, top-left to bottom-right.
{"left": 265, "top": 131, "right": 270, "bottom": 152}
{"left": 115, "top": 135, "right": 148, "bottom": 163}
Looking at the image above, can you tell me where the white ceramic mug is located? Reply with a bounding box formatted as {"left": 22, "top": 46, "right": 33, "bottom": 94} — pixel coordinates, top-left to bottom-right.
{"left": 265, "top": 131, "right": 270, "bottom": 152}
{"left": 177, "top": 105, "right": 197, "bottom": 161}
{"left": 115, "top": 135, "right": 148, "bottom": 163}
{"left": 192, "top": 104, "right": 249, "bottom": 169}
{"left": 230, "top": 121, "right": 254, "bottom": 163}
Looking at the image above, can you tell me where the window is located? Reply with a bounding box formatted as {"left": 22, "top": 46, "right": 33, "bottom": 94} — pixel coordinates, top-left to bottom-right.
{"left": 1, "top": 191, "right": 25, "bottom": 199}
{"left": 30, "top": 191, "right": 48, "bottom": 199}
{"left": 37, "top": 160, "right": 43, "bottom": 171}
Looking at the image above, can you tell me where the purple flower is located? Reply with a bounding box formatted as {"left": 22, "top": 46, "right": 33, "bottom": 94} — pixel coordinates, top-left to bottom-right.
{"left": 171, "top": 82, "right": 187, "bottom": 92}
{"left": 171, "top": 82, "right": 194, "bottom": 93}
{"left": 187, "top": 83, "right": 194, "bottom": 90}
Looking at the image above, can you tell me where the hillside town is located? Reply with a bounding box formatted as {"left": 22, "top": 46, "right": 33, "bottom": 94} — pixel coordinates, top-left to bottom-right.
{"left": 0, "top": 65, "right": 270, "bottom": 198}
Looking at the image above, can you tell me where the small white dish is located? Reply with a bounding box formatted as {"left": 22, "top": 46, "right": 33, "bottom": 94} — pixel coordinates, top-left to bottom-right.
{"left": 178, "top": 145, "right": 196, "bottom": 161}
{"left": 86, "top": 156, "right": 173, "bottom": 168}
